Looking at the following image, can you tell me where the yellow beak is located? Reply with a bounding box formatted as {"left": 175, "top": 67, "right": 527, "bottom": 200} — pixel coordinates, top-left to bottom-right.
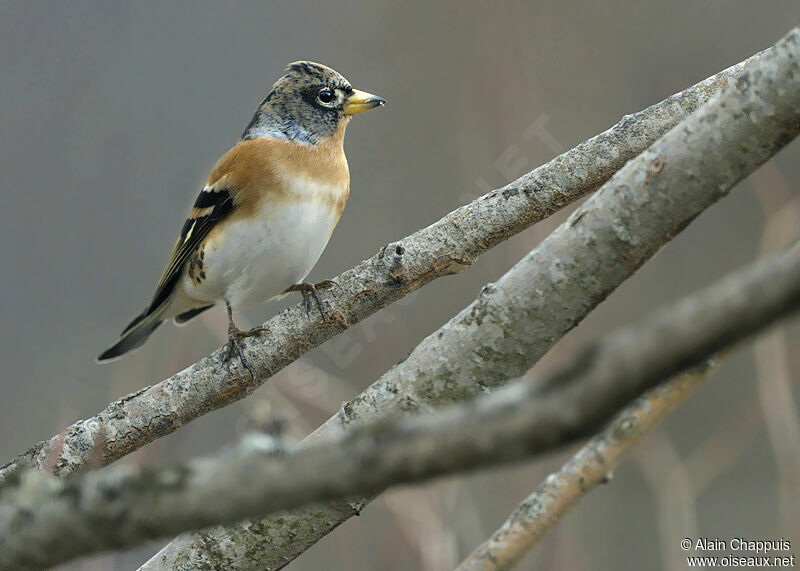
{"left": 343, "top": 89, "right": 386, "bottom": 115}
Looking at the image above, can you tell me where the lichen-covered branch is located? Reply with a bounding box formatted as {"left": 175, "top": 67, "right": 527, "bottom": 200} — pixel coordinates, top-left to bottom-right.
{"left": 0, "top": 31, "right": 771, "bottom": 487}
{"left": 3, "top": 241, "right": 800, "bottom": 570}
{"left": 456, "top": 357, "right": 723, "bottom": 571}
{"left": 144, "top": 28, "right": 800, "bottom": 570}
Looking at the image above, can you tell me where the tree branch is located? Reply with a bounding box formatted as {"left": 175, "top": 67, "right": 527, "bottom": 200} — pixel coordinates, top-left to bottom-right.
{"left": 3, "top": 240, "right": 800, "bottom": 569}
{"left": 0, "top": 30, "right": 772, "bottom": 486}
{"left": 455, "top": 357, "right": 723, "bottom": 571}
{"left": 143, "top": 28, "right": 800, "bottom": 569}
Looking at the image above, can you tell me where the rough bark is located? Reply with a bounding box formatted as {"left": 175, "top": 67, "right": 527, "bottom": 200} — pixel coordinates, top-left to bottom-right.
{"left": 456, "top": 358, "right": 722, "bottom": 571}
{"left": 143, "top": 29, "right": 800, "bottom": 570}
{"left": 0, "top": 34, "right": 771, "bottom": 487}
{"left": 3, "top": 242, "right": 800, "bottom": 570}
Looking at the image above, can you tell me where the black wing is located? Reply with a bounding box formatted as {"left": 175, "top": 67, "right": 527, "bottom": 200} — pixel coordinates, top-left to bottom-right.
{"left": 99, "top": 187, "right": 236, "bottom": 360}
{"left": 145, "top": 188, "right": 235, "bottom": 314}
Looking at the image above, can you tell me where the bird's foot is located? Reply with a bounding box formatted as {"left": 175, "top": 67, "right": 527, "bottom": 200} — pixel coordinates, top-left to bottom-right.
{"left": 285, "top": 280, "right": 340, "bottom": 320}
{"left": 231, "top": 324, "right": 270, "bottom": 340}
{"left": 222, "top": 324, "right": 268, "bottom": 379}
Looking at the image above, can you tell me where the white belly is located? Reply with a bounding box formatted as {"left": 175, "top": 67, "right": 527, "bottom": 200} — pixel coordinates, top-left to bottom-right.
{"left": 184, "top": 193, "right": 341, "bottom": 309}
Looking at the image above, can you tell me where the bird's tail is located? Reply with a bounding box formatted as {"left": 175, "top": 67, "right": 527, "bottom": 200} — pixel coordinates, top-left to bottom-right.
{"left": 97, "top": 304, "right": 167, "bottom": 363}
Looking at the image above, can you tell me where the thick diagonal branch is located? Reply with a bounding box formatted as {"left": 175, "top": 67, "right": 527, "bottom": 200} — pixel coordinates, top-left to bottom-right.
{"left": 0, "top": 30, "right": 772, "bottom": 486}
{"left": 144, "top": 28, "right": 800, "bottom": 570}
{"left": 3, "top": 240, "right": 800, "bottom": 569}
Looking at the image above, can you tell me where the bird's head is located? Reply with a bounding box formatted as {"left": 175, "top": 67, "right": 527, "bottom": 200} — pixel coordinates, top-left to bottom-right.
{"left": 242, "top": 61, "right": 385, "bottom": 144}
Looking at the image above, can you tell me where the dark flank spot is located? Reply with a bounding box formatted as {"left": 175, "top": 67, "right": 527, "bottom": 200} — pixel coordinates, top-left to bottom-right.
{"left": 199, "top": 249, "right": 205, "bottom": 260}
{"left": 147, "top": 190, "right": 234, "bottom": 312}
{"left": 395, "top": 245, "right": 404, "bottom": 255}
{"left": 187, "top": 251, "right": 206, "bottom": 284}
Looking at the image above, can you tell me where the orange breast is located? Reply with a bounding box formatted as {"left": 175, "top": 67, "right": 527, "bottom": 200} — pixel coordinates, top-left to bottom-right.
{"left": 205, "top": 121, "right": 350, "bottom": 218}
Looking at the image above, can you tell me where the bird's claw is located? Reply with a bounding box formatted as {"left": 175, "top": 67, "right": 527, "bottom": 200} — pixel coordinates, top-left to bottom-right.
{"left": 285, "top": 280, "right": 339, "bottom": 320}
{"left": 221, "top": 324, "right": 268, "bottom": 380}
{"left": 313, "top": 279, "right": 342, "bottom": 292}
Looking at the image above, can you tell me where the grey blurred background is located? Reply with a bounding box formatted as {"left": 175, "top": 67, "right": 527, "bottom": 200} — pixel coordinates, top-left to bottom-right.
{"left": 2, "top": 2, "right": 800, "bottom": 569}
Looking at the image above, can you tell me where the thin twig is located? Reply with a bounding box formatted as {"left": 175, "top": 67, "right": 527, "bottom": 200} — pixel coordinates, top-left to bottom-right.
{"left": 457, "top": 359, "right": 720, "bottom": 571}
{"left": 752, "top": 179, "right": 800, "bottom": 550}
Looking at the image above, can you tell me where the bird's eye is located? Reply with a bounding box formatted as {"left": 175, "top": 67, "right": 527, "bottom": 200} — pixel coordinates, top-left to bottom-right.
{"left": 317, "top": 89, "right": 335, "bottom": 104}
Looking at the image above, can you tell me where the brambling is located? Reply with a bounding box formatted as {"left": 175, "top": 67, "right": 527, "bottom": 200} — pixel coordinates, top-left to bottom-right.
{"left": 98, "top": 61, "right": 385, "bottom": 367}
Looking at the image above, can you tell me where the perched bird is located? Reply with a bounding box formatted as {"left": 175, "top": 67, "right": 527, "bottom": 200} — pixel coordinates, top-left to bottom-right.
{"left": 98, "top": 62, "right": 385, "bottom": 367}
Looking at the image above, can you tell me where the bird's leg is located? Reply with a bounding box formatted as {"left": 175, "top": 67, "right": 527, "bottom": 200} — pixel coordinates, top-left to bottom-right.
{"left": 222, "top": 301, "right": 267, "bottom": 379}
{"left": 226, "top": 302, "right": 270, "bottom": 340}
{"left": 284, "top": 280, "right": 340, "bottom": 320}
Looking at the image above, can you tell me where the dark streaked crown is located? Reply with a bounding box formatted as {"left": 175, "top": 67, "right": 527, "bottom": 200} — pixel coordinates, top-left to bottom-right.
{"left": 242, "top": 61, "right": 354, "bottom": 144}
